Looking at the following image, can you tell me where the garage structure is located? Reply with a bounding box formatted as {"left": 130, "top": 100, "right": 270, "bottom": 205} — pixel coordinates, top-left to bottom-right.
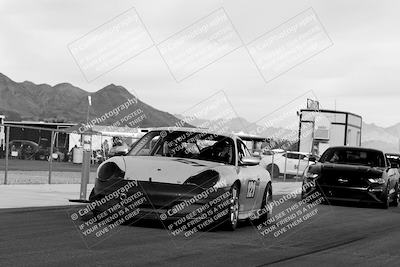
{"left": 2, "top": 121, "right": 75, "bottom": 155}
{"left": 298, "top": 109, "right": 362, "bottom": 156}
{"left": 0, "top": 121, "right": 76, "bottom": 158}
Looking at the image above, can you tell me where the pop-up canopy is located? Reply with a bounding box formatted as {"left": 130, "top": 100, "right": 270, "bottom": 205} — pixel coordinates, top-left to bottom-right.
{"left": 65, "top": 124, "right": 149, "bottom": 150}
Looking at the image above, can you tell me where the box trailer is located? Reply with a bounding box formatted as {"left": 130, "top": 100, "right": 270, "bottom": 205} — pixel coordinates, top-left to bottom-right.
{"left": 298, "top": 109, "right": 362, "bottom": 156}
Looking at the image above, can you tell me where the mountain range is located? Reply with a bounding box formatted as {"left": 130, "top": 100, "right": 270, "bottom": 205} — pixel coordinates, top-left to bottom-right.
{"left": 0, "top": 73, "right": 399, "bottom": 153}
{"left": 177, "top": 115, "right": 400, "bottom": 153}
{"left": 362, "top": 122, "right": 400, "bottom": 153}
{"left": 0, "top": 72, "right": 184, "bottom": 128}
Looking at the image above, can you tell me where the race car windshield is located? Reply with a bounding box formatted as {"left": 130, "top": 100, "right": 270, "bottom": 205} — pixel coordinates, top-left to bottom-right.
{"left": 128, "top": 130, "right": 235, "bottom": 165}
{"left": 320, "top": 148, "right": 386, "bottom": 167}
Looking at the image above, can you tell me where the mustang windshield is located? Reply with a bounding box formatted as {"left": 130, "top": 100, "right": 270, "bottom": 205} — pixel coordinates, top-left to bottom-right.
{"left": 320, "top": 148, "right": 386, "bottom": 167}
{"left": 128, "top": 130, "right": 235, "bottom": 165}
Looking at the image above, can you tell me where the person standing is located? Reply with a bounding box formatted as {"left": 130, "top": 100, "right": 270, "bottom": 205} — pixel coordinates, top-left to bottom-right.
{"left": 102, "top": 139, "right": 109, "bottom": 159}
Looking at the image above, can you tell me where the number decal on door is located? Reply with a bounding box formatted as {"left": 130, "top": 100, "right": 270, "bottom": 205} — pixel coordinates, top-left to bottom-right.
{"left": 247, "top": 180, "right": 256, "bottom": 198}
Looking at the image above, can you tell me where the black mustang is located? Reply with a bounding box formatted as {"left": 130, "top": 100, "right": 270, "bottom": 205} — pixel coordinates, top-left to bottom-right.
{"left": 302, "top": 146, "right": 399, "bottom": 208}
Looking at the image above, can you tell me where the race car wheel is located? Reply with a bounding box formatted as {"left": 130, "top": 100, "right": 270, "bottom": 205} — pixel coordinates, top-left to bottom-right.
{"left": 266, "top": 164, "right": 280, "bottom": 179}
{"left": 258, "top": 182, "right": 272, "bottom": 223}
{"left": 224, "top": 184, "right": 239, "bottom": 231}
{"left": 89, "top": 190, "right": 102, "bottom": 218}
{"left": 390, "top": 183, "right": 399, "bottom": 207}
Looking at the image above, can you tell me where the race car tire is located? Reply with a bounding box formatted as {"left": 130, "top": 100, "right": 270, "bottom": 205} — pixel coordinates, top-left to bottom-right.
{"left": 89, "top": 189, "right": 96, "bottom": 202}
{"left": 390, "top": 183, "right": 399, "bottom": 207}
{"left": 223, "top": 183, "right": 240, "bottom": 231}
{"left": 89, "top": 190, "right": 101, "bottom": 218}
{"left": 266, "top": 164, "right": 280, "bottom": 179}
{"left": 258, "top": 182, "right": 272, "bottom": 223}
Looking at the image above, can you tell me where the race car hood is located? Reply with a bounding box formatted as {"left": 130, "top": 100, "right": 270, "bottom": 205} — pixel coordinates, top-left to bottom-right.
{"left": 104, "top": 156, "right": 225, "bottom": 184}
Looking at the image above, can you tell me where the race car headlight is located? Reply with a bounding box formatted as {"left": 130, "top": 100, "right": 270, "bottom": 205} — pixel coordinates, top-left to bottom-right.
{"left": 97, "top": 162, "right": 125, "bottom": 181}
{"left": 368, "top": 178, "right": 385, "bottom": 184}
{"left": 184, "top": 170, "right": 220, "bottom": 189}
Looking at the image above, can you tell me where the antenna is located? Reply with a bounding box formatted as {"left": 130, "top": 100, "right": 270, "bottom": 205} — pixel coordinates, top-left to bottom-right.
{"left": 334, "top": 99, "right": 337, "bottom": 121}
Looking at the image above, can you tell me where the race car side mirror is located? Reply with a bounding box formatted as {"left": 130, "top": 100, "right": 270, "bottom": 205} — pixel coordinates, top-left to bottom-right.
{"left": 308, "top": 156, "right": 317, "bottom": 162}
{"left": 114, "top": 151, "right": 128, "bottom": 156}
{"left": 240, "top": 156, "right": 260, "bottom": 166}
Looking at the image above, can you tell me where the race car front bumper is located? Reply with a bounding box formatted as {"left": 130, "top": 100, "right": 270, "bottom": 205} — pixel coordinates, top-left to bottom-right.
{"left": 88, "top": 178, "right": 232, "bottom": 221}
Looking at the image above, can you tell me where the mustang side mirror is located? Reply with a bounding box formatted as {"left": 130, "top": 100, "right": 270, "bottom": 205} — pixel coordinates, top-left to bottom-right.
{"left": 240, "top": 156, "right": 260, "bottom": 166}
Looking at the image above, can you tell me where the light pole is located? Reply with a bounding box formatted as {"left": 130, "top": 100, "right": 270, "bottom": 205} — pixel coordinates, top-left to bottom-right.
{"left": 80, "top": 96, "right": 92, "bottom": 200}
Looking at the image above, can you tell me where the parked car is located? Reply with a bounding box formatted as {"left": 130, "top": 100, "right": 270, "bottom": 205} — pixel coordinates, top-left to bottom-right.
{"left": 9, "top": 140, "right": 39, "bottom": 159}
{"left": 108, "top": 142, "right": 130, "bottom": 157}
{"left": 302, "top": 146, "right": 399, "bottom": 208}
{"left": 260, "top": 151, "right": 314, "bottom": 178}
{"left": 33, "top": 137, "right": 51, "bottom": 160}
{"left": 386, "top": 153, "right": 400, "bottom": 170}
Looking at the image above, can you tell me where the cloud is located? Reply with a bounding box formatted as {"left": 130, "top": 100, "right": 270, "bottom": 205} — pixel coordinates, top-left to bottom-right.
{"left": 0, "top": 0, "right": 400, "bottom": 128}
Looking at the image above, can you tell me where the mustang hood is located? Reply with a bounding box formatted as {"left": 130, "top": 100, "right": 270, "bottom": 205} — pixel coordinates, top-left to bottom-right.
{"left": 319, "top": 163, "right": 384, "bottom": 177}
{"left": 103, "top": 156, "right": 224, "bottom": 184}
{"left": 314, "top": 163, "right": 384, "bottom": 187}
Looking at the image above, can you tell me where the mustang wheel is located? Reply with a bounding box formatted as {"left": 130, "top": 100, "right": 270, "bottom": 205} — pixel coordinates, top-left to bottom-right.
{"left": 380, "top": 185, "right": 390, "bottom": 209}
{"left": 224, "top": 184, "right": 239, "bottom": 231}
{"left": 301, "top": 182, "right": 307, "bottom": 200}
{"left": 391, "top": 183, "right": 399, "bottom": 207}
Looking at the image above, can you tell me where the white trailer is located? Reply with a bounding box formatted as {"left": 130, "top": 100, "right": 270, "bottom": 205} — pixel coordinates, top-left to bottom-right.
{"left": 299, "top": 109, "right": 362, "bottom": 156}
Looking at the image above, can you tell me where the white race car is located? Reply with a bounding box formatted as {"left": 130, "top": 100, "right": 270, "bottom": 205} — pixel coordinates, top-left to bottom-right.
{"left": 89, "top": 127, "right": 272, "bottom": 230}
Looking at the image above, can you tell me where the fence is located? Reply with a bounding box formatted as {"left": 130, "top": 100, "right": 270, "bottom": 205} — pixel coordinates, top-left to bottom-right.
{"left": 0, "top": 124, "right": 106, "bottom": 185}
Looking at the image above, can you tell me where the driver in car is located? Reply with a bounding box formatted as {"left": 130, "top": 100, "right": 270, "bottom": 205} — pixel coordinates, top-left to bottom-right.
{"left": 212, "top": 140, "right": 233, "bottom": 164}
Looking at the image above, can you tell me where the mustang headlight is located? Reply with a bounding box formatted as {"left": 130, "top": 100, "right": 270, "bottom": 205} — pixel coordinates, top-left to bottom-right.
{"left": 303, "top": 172, "right": 318, "bottom": 189}
{"left": 302, "top": 172, "right": 318, "bottom": 190}
{"left": 368, "top": 178, "right": 385, "bottom": 184}
{"left": 305, "top": 173, "right": 319, "bottom": 179}
{"left": 184, "top": 170, "right": 220, "bottom": 189}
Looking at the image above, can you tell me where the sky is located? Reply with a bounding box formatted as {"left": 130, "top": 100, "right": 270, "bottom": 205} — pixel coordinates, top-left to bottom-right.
{"left": 1, "top": 0, "right": 400, "bottom": 127}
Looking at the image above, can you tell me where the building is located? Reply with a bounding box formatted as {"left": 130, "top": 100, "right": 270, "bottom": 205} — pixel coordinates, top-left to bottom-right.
{"left": 6, "top": 121, "right": 76, "bottom": 149}
{"left": 298, "top": 109, "right": 362, "bottom": 156}
{"left": 0, "top": 118, "right": 152, "bottom": 160}
{"left": 236, "top": 133, "right": 270, "bottom": 155}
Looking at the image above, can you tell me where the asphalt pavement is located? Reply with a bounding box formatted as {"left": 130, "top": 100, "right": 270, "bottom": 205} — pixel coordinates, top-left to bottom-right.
{"left": 1, "top": 196, "right": 399, "bottom": 266}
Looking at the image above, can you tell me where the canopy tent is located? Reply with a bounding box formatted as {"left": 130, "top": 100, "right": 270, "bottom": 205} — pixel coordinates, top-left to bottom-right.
{"left": 65, "top": 124, "right": 149, "bottom": 151}
{"left": 63, "top": 123, "right": 102, "bottom": 136}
